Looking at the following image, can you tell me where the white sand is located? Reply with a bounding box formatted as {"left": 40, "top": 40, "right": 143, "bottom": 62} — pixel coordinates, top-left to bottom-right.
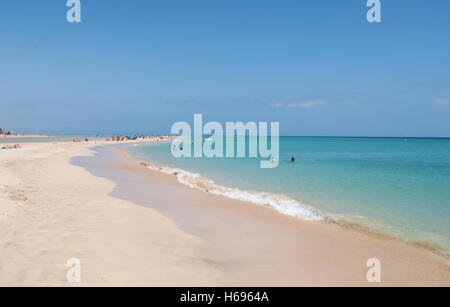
{"left": 0, "top": 140, "right": 448, "bottom": 286}
{"left": 0, "top": 141, "right": 220, "bottom": 286}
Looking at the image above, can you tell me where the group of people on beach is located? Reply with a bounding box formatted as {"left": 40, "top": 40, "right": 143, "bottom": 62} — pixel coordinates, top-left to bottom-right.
{"left": 105, "top": 135, "right": 171, "bottom": 142}
{"left": 72, "top": 138, "right": 89, "bottom": 142}
{"left": 0, "top": 128, "right": 14, "bottom": 137}
{"left": 1, "top": 128, "right": 21, "bottom": 149}
{"left": 108, "top": 136, "right": 139, "bottom": 141}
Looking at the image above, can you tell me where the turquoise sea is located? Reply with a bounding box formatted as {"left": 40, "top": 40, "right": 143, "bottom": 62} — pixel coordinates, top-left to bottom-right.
{"left": 0, "top": 135, "right": 106, "bottom": 144}
{"left": 127, "top": 137, "right": 450, "bottom": 256}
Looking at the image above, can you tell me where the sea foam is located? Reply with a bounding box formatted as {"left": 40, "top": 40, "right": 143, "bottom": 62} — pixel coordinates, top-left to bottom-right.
{"left": 140, "top": 162, "right": 323, "bottom": 221}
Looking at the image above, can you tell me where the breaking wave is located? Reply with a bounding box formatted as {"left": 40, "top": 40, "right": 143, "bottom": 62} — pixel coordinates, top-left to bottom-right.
{"left": 139, "top": 162, "right": 323, "bottom": 221}
{"left": 135, "top": 160, "right": 449, "bottom": 258}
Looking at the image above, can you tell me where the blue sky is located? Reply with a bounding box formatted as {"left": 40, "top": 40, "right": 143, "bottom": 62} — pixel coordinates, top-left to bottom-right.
{"left": 1, "top": 0, "right": 449, "bottom": 136}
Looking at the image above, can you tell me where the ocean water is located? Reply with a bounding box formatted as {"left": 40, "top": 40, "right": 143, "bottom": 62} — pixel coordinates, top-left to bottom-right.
{"left": 127, "top": 137, "right": 450, "bottom": 256}
{"left": 0, "top": 135, "right": 107, "bottom": 144}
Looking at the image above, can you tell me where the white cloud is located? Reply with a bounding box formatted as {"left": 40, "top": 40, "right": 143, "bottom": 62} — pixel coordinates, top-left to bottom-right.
{"left": 272, "top": 100, "right": 327, "bottom": 108}
{"left": 431, "top": 98, "right": 450, "bottom": 106}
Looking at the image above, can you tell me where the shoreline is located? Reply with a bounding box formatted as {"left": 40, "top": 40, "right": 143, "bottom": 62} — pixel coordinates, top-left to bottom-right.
{"left": 1, "top": 140, "right": 449, "bottom": 286}
{"left": 124, "top": 143, "right": 450, "bottom": 260}
{"left": 0, "top": 140, "right": 220, "bottom": 286}
{"left": 80, "top": 144, "right": 449, "bottom": 286}
{"left": 136, "top": 161, "right": 450, "bottom": 259}
{"left": 0, "top": 134, "right": 51, "bottom": 138}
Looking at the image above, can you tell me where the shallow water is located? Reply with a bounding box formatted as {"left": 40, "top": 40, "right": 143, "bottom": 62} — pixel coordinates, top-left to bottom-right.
{"left": 127, "top": 137, "right": 450, "bottom": 255}
{"left": 0, "top": 135, "right": 106, "bottom": 144}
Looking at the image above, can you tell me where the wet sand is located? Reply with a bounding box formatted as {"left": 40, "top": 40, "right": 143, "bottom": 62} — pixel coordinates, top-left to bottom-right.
{"left": 0, "top": 141, "right": 219, "bottom": 286}
{"left": 1, "top": 140, "right": 448, "bottom": 286}
{"left": 75, "top": 145, "right": 450, "bottom": 286}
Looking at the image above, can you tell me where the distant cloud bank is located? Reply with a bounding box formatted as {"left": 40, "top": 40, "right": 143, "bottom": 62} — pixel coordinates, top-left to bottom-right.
{"left": 272, "top": 100, "right": 327, "bottom": 108}
{"left": 431, "top": 98, "right": 450, "bottom": 105}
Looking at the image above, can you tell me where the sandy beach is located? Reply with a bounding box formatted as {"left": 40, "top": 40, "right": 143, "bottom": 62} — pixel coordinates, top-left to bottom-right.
{"left": 0, "top": 135, "right": 51, "bottom": 138}
{"left": 0, "top": 140, "right": 220, "bottom": 286}
{"left": 0, "top": 140, "right": 449, "bottom": 286}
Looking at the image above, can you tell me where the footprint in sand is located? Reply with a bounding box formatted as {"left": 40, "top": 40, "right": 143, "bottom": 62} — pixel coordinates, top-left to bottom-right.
{"left": 9, "top": 190, "right": 27, "bottom": 202}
